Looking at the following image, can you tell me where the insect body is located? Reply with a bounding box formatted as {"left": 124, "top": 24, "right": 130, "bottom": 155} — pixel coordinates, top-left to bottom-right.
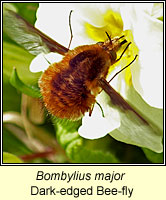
{"left": 4, "top": 10, "right": 143, "bottom": 122}
{"left": 39, "top": 37, "right": 125, "bottom": 120}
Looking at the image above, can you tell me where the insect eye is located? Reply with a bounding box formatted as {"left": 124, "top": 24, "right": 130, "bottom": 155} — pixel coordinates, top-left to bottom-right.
{"left": 109, "top": 50, "right": 117, "bottom": 61}
{"left": 97, "top": 42, "right": 104, "bottom": 45}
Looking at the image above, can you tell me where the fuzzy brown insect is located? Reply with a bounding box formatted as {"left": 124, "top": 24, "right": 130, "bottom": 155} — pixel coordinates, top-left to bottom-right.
{"left": 4, "top": 9, "right": 143, "bottom": 122}
{"left": 39, "top": 35, "right": 131, "bottom": 120}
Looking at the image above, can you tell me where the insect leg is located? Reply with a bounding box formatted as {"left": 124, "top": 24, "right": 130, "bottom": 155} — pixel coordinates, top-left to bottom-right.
{"left": 115, "top": 42, "right": 132, "bottom": 62}
{"left": 43, "top": 55, "right": 51, "bottom": 65}
{"left": 96, "top": 102, "right": 105, "bottom": 117}
{"left": 118, "top": 35, "right": 125, "bottom": 39}
{"left": 68, "top": 10, "right": 73, "bottom": 49}
{"left": 89, "top": 104, "right": 95, "bottom": 117}
{"left": 89, "top": 102, "right": 105, "bottom": 117}
{"left": 108, "top": 55, "right": 138, "bottom": 83}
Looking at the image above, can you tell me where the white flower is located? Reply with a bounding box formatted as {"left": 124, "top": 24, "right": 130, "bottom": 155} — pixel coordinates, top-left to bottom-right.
{"left": 121, "top": 3, "right": 163, "bottom": 109}
{"left": 30, "top": 52, "right": 63, "bottom": 72}
{"left": 30, "top": 3, "right": 163, "bottom": 145}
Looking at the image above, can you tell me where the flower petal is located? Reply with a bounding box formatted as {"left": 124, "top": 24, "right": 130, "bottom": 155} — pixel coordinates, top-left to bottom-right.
{"left": 131, "top": 5, "right": 163, "bottom": 108}
{"left": 120, "top": 3, "right": 163, "bottom": 108}
{"left": 35, "top": 4, "right": 73, "bottom": 48}
{"left": 29, "top": 52, "right": 63, "bottom": 72}
{"left": 34, "top": 3, "right": 163, "bottom": 148}
{"left": 78, "top": 92, "right": 120, "bottom": 139}
{"left": 35, "top": 3, "right": 124, "bottom": 49}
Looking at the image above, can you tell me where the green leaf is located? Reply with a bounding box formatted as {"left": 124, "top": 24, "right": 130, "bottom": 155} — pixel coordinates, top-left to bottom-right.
{"left": 3, "top": 8, "right": 50, "bottom": 56}
{"left": 3, "top": 41, "right": 41, "bottom": 85}
{"left": 54, "top": 118, "right": 150, "bottom": 163}
{"left": 3, "top": 40, "right": 41, "bottom": 111}
{"left": 54, "top": 119, "right": 119, "bottom": 163}
{"left": 66, "top": 139, "right": 119, "bottom": 163}
{"left": 3, "top": 6, "right": 68, "bottom": 56}
{"left": 158, "top": 16, "right": 163, "bottom": 21}
{"left": 11, "top": 3, "right": 39, "bottom": 25}
{"left": 10, "top": 67, "right": 41, "bottom": 98}
{"left": 142, "top": 148, "right": 163, "bottom": 163}
{"left": 3, "top": 2, "right": 38, "bottom": 25}
{"left": 3, "top": 3, "right": 17, "bottom": 13}
{"left": 3, "top": 2, "right": 39, "bottom": 47}
{"left": 3, "top": 152, "right": 23, "bottom": 163}
{"left": 3, "top": 80, "right": 21, "bottom": 112}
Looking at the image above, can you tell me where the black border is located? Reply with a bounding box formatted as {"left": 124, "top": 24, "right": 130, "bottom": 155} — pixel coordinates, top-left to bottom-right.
{"left": 1, "top": 0, "right": 165, "bottom": 166}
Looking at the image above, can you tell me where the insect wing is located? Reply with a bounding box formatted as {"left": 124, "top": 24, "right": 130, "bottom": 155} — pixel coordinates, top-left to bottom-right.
{"left": 98, "top": 78, "right": 163, "bottom": 153}
{"left": 98, "top": 78, "right": 147, "bottom": 124}
{"left": 3, "top": 9, "right": 68, "bottom": 55}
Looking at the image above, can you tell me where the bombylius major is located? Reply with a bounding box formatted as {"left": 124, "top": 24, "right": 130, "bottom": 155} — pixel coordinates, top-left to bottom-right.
{"left": 4, "top": 9, "right": 146, "bottom": 123}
